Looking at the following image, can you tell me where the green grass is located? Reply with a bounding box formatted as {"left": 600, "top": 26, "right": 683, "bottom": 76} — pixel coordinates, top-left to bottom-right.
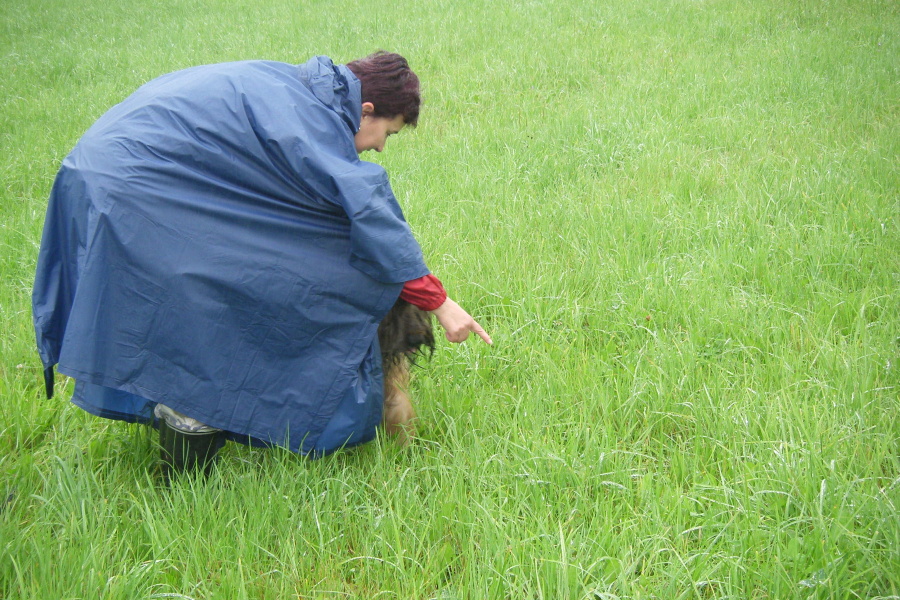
{"left": 2, "top": 0, "right": 898, "bottom": 597}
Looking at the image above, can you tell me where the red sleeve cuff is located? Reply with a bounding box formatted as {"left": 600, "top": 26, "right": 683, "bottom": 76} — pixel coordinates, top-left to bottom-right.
{"left": 400, "top": 274, "right": 447, "bottom": 311}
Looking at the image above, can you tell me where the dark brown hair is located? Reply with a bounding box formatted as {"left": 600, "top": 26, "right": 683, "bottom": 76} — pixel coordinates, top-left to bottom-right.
{"left": 346, "top": 51, "right": 421, "bottom": 126}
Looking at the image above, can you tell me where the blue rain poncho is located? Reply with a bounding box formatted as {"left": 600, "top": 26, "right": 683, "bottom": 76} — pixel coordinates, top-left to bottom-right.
{"left": 32, "top": 56, "right": 430, "bottom": 455}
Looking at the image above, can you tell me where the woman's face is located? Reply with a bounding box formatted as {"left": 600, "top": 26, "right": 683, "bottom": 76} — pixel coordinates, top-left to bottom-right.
{"left": 355, "top": 103, "right": 406, "bottom": 154}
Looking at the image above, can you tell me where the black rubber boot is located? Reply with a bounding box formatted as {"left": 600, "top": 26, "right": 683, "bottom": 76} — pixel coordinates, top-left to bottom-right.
{"left": 159, "top": 419, "right": 225, "bottom": 479}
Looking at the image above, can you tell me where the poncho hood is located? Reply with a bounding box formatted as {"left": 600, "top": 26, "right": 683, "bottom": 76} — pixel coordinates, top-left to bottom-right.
{"left": 297, "top": 56, "right": 362, "bottom": 135}
{"left": 32, "top": 57, "right": 430, "bottom": 455}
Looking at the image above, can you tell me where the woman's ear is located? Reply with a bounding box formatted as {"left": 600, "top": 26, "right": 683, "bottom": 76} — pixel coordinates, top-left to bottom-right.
{"left": 361, "top": 102, "right": 375, "bottom": 118}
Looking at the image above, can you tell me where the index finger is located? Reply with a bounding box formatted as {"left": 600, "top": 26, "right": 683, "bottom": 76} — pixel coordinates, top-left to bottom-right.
{"left": 473, "top": 322, "right": 493, "bottom": 345}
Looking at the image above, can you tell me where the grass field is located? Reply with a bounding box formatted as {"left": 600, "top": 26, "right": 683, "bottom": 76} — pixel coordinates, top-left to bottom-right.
{"left": 2, "top": 0, "right": 898, "bottom": 598}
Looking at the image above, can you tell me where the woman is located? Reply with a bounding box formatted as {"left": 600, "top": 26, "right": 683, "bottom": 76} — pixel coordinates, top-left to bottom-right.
{"left": 32, "top": 51, "right": 491, "bottom": 469}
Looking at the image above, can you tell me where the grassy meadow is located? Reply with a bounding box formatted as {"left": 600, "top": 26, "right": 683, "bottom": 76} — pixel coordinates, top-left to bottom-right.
{"left": 2, "top": 0, "right": 898, "bottom": 597}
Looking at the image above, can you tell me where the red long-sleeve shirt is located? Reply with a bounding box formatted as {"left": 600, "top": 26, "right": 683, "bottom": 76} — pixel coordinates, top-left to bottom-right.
{"left": 400, "top": 274, "right": 447, "bottom": 311}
